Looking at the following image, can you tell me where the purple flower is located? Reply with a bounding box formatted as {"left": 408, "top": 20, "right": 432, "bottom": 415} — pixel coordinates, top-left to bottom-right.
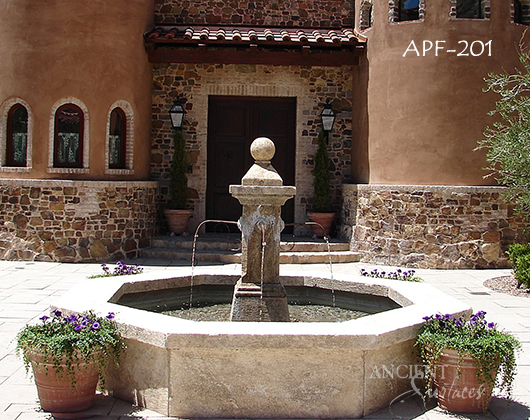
{"left": 52, "top": 309, "right": 62, "bottom": 318}
{"left": 488, "top": 322, "right": 496, "bottom": 329}
{"left": 423, "top": 316, "right": 431, "bottom": 321}
{"left": 66, "top": 314, "right": 78, "bottom": 323}
{"left": 39, "top": 315, "right": 49, "bottom": 322}
{"left": 74, "top": 323, "right": 83, "bottom": 331}
{"left": 106, "top": 312, "right": 115, "bottom": 320}
{"left": 91, "top": 322, "right": 100, "bottom": 331}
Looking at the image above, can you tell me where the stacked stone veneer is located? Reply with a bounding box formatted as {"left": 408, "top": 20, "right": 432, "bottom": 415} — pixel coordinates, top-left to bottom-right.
{"left": 154, "top": 0, "right": 353, "bottom": 27}
{"left": 343, "top": 184, "right": 529, "bottom": 269}
{"left": 0, "top": 180, "right": 158, "bottom": 262}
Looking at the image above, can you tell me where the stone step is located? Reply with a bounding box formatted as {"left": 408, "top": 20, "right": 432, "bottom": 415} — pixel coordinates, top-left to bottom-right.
{"left": 150, "top": 235, "right": 350, "bottom": 252}
{"left": 141, "top": 247, "right": 360, "bottom": 264}
{"left": 141, "top": 235, "right": 359, "bottom": 264}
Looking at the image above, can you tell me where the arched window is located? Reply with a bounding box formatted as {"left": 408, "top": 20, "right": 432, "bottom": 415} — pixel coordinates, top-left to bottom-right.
{"left": 6, "top": 104, "right": 28, "bottom": 167}
{"left": 399, "top": 0, "right": 420, "bottom": 21}
{"left": 456, "top": 0, "right": 485, "bottom": 19}
{"left": 54, "top": 104, "right": 84, "bottom": 168}
{"left": 108, "top": 108, "right": 126, "bottom": 169}
{"left": 360, "top": 0, "right": 373, "bottom": 30}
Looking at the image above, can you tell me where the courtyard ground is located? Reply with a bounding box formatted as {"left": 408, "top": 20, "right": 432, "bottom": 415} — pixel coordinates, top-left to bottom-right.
{"left": 0, "top": 258, "right": 528, "bottom": 420}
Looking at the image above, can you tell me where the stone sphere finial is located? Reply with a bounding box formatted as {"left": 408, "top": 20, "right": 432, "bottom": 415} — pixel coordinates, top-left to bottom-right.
{"left": 250, "top": 137, "right": 275, "bottom": 162}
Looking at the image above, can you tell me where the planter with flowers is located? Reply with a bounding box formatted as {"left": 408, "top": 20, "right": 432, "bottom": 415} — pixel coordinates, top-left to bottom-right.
{"left": 415, "top": 311, "right": 521, "bottom": 414}
{"left": 16, "top": 309, "right": 124, "bottom": 418}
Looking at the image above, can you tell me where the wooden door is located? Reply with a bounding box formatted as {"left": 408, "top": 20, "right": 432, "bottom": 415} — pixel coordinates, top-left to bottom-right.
{"left": 207, "top": 96, "right": 296, "bottom": 231}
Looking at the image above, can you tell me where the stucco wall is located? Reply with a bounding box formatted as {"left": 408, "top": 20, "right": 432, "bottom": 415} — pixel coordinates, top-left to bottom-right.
{"left": 151, "top": 63, "right": 354, "bottom": 233}
{"left": 352, "top": 0, "right": 530, "bottom": 185}
{"left": 0, "top": 0, "right": 154, "bottom": 180}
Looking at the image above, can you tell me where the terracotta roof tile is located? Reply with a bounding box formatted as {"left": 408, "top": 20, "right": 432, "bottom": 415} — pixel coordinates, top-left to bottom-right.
{"left": 146, "top": 25, "right": 366, "bottom": 47}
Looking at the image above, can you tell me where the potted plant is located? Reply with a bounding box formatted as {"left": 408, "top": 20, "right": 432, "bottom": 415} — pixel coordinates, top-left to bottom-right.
{"left": 164, "top": 126, "right": 193, "bottom": 235}
{"left": 307, "top": 129, "right": 335, "bottom": 237}
{"left": 16, "top": 309, "right": 124, "bottom": 418}
{"left": 415, "top": 311, "right": 521, "bottom": 414}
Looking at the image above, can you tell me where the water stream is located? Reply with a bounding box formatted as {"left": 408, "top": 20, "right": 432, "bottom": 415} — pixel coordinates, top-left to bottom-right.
{"left": 190, "top": 219, "right": 239, "bottom": 319}
{"left": 183, "top": 219, "right": 339, "bottom": 322}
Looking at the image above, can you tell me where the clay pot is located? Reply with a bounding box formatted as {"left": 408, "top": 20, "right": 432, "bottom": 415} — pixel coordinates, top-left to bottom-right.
{"left": 29, "top": 350, "right": 99, "bottom": 419}
{"left": 307, "top": 212, "right": 335, "bottom": 237}
{"left": 164, "top": 208, "right": 193, "bottom": 235}
{"left": 434, "top": 348, "right": 495, "bottom": 414}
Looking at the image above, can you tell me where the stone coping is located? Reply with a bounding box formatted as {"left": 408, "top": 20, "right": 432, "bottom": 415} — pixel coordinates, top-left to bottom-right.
{"left": 0, "top": 178, "right": 159, "bottom": 189}
{"left": 54, "top": 268, "right": 470, "bottom": 350}
{"left": 342, "top": 183, "right": 507, "bottom": 193}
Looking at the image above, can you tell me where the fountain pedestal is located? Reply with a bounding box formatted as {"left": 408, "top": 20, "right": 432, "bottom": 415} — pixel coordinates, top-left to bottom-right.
{"left": 229, "top": 137, "right": 295, "bottom": 322}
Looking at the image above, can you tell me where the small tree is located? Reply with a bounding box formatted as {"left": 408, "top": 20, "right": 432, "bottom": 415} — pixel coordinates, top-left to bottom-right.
{"left": 312, "top": 129, "right": 333, "bottom": 212}
{"left": 478, "top": 52, "right": 530, "bottom": 213}
{"left": 168, "top": 128, "right": 188, "bottom": 209}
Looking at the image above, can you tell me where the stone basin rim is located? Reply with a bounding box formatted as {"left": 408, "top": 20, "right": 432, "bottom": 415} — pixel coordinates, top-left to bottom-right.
{"left": 53, "top": 270, "right": 471, "bottom": 349}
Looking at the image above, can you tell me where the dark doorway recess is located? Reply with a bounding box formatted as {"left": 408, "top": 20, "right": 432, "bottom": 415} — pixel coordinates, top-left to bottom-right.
{"left": 207, "top": 96, "right": 296, "bottom": 232}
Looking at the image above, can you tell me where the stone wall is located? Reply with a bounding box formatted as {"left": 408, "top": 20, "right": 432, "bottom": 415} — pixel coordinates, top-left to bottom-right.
{"left": 0, "top": 179, "right": 158, "bottom": 262}
{"left": 343, "top": 184, "right": 529, "bottom": 269}
{"left": 152, "top": 63, "right": 354, "bottom": 232}
{"left": 154, "top": 0, "right": 353, "bottom": 27}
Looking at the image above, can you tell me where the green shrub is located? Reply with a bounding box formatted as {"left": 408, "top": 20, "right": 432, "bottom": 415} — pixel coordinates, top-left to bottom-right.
{"left": 168, "top": 128, "right": 188, "bottom": 210}
{"left": 312, "top": 129, "right": 333, "bottom": 212}
{"left": 507, "top": 243, "right": 530, "bottom": 288}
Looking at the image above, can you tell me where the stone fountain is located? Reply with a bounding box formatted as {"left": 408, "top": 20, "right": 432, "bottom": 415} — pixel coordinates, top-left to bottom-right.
{"left": 53, "top": 138, "right": 471, "bottom": 418}
{"left": 229, "top": 137, "right": 295, "bottom": 322}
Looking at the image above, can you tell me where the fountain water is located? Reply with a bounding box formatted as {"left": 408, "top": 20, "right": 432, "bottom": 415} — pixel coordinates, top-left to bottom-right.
{"left": 53, "top": 138, "right": 471, "bottom": 418}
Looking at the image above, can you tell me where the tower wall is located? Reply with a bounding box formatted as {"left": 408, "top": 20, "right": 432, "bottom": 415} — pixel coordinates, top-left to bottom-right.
{"left": 352, "top": 0, "right": 530, "bottom": 185}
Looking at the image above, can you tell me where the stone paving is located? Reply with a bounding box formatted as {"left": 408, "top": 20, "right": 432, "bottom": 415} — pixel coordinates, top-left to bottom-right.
{"left": 0, "top": 258, "right": 529, "bottom": 420}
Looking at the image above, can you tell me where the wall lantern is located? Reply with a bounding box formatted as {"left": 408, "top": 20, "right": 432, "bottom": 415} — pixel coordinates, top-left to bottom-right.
{"left": 169, "top": 100, "right": 186, "bottom": 129}
{"left": 320, "top": 102, "right": 336, "bottom": 133}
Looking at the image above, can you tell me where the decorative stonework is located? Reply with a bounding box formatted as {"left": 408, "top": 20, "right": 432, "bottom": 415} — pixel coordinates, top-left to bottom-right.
{"left": 0, "top": 179, "right": 158, "bottom": 262}
{"left": 342, "top": 184, "right": 529, "bottom": 269}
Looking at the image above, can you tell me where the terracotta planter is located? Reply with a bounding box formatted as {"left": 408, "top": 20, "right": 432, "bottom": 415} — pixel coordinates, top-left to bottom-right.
{"left": 307, "top": 212, "right": 335, "bottom": 238}
{"left": 29, "top": 350, "right": 99, "bottom": 419}
{"left": 434, "top": 348, "right": 495, "bottom": 414}
{"left": 164, "top": 208, "right": 193, "bottom": 235}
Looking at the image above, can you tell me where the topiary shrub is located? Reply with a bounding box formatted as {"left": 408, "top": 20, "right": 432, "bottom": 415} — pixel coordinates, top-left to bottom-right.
{"left": 507, "top": 243, "right": 530, "bottom": 288}
{"left": 312, "top": 129, "right": 333, "bottom": 213}
{"left": 168, "top": 128, "right": 188, "bottom": 210}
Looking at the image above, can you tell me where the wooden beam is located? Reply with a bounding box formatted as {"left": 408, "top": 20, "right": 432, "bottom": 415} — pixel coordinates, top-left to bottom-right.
{"left": 148, "top": 47, "right": 361, "bottom": 66}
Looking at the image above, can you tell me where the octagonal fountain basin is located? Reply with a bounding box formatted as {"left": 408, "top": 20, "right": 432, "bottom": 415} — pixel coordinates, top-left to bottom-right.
{"left": 54, "top": 269, "right": 470, "bottom": 419}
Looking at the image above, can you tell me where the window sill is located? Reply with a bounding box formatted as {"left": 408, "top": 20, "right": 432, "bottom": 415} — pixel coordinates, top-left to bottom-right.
{"left": 48, "top": 167, "right": 90, "bottom": 174}
{"left": 0, "top": 166, "right": 31, "bottom": 172}
{"left": 105, "top": 168, "right": 135, "bottom": 176}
